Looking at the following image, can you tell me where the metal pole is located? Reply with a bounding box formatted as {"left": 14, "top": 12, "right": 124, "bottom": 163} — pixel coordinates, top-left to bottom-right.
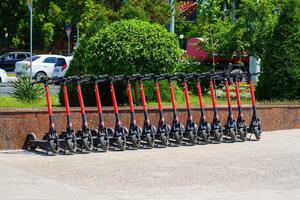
{"left": 170, "top": 0, "right": 175, "bottom": 33}
{"left": 29, "top": 5, "right": 33, "bottom": 81}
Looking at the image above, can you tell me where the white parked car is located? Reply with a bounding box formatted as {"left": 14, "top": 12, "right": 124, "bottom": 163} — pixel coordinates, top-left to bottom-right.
{"left": 0, "top": 68, "right": 8, "bottom": 82}
{"left": 52, "top": 56, "right": 73, "bottom": 77}
{"left": 14, "top": 54, "right": 71, "bottom": 80}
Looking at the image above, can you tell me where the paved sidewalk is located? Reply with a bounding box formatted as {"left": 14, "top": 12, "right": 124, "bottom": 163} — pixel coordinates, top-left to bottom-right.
{"left": 0, "top": 129, "right": 299, "bottom": 200}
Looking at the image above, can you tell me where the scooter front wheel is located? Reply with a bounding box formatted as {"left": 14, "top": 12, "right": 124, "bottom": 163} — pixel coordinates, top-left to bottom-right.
{"left": 238, "top": 128, "right": 246, "bottom": 142}
{"left": 174, "top": 132, "right": 182, "bottom": 145}
{"left": 48, "top": 138, "right": 60, "bottom": 154}
{"left": 66, "top": 137, "right": 77, "bottom": 153}
{"left": 131, "top": 135, "right": 140, "bottom": 149}
{"left": 117, "top": 136, "right": 126, "bottom": 151}
{"left": 160, "top": 133, "right": 168, "bottom": 146}
{"left": 82, "top": 134, "right": 93, "bottom": 152}
{"left": 188, "top": 131, "right": 196, "bottom": 145}
{"left": 254, "top": 127, "right": 261, "bottom": 140}
{"left": 213, "top": 129, "right": 223, "bottom": 143}
{"left": 146, "top": 133, "right": 155, "bottom": 148}
{"left": 99, "top": 136, "right": 109, "bottom": 151}
{"left": 229, "top": 128, "right": 237, "bottom": 142}
{"left": 201, "top": 130, "right": 209, "bottom": 144}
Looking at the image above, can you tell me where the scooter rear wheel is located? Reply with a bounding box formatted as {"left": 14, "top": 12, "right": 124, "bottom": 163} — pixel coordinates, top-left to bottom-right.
{"left": 66, "top": 137, "right": 77, "bottom": 153}
{"left": 254, "top": 127, "right": 261, "bottom": 140}
{"left": 201, "top": 130, "right": 209, "bottom": 144}
{"left": 82, "top": 134, "right": 93, "bottom": 152}
{"left": 117, "top": 136, "right": 126, "bottom": 151}
{"left": 48, "top": 138, "right": 60, "bottom": 154}
{"left": 146, "top": 133, "right": 155, "bottom": 148}
{"left": 99, "top": 136, "right": 109, "bottom": 151}
{"left": 27, "top": 133, "right": 37, "bottom": 151}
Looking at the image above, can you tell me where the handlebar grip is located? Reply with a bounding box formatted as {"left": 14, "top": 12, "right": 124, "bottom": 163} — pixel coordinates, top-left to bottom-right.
{"left": 114, "top": 74, "right": 125, "bottom": 81}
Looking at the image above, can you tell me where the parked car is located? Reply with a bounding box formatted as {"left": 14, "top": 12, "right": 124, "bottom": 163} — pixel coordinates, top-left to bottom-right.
{"left": 52, "top": 56, "right": 73, "bottom": 77}
{"left": 0, "top": 68, "right": 8, "bottom": 83}
{"left": 14, "top": 54, "right": 70, "bottom": 80}
{"left": 0, "top": 52, "right": 31, "bottom": 72}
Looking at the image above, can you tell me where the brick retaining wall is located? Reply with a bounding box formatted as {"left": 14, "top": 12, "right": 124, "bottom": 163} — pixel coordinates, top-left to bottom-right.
{"left": 0, "top": 105, "right": 299, "bottom": 150}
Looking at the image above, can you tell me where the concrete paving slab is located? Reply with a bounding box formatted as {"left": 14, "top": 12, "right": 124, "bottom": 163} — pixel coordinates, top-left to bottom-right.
{"left": 0, "top": 129, "right": 299, "bottom": 200}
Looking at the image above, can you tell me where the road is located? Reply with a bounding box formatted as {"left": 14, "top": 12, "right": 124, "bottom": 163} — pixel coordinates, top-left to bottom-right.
{"left": 0, "top": 129, "right": 299, "bottom": 200}
{"left": 0, "top": 76, "right": 60, "bottom": 96}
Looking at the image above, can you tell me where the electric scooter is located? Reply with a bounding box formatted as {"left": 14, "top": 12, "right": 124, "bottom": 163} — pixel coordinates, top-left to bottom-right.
{"left": 107, "top": 75, "right": 128, "bottom": 151}
{"left": 165, "top": 74, "right": 185, "bottom": 145}
{"left": 135, "top": 74, "right": 157, "bottom": 148}
{"left": 247, "top": 72, "right": 262, "bottom": 140}
{"left": 123, "top": 75, "right": 142, "bottom": 149}
{"left": 57, "top": 77, "right": 78, "bottom": 153}
{"left": 27, "top": 77, "right": 60, "bottom": 154}
{"left": 208, "top": 72, "right": 223, "bottom": 143}
{"left": 223, "top": 74, "right": 238, "bottom": 142}
{"left": 175, "top": 73, "right": 198, "bottom": 145}
{"left": 152, "top": 74, "right": 171, "bottom": 147}
{"left": 71, "top": 76, "right": 94, "bottom": 152}
{"left": 90, "top": 75, "right": 113, "bottom": 151}
{"left": 233, "top": 73, "right": 247, "bottom": 142}
{"left": 194, "top": 73, "right": 211, "bottom": 144}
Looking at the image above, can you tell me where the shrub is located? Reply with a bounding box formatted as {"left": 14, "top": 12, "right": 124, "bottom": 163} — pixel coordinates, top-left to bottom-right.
{"left": 256, "top": 0, "right": 300, "bottom": 100}
{"left": 60, "top": 19, "right": 182, "bottom": 106}
{"left": 12, "top": 77, "right": 44, "bottom": 103}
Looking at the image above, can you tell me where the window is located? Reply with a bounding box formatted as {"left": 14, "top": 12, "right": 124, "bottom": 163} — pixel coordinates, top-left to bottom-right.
{"left": 24, "top": 56, "right": 40, "bottom": 62}
{"left": 43, "top": 57, "right": 57, "bottom": 63}
{"left": 3, "top": 54, "right": 15, "bottom": 61}
{"left": 17, "top": 54, "right": 27, "bottom": 59}
{"left": 55, "top": 58, "right": 66, "bottom": 66}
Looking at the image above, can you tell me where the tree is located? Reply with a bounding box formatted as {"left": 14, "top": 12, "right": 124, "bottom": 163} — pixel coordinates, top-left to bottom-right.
{"left": 256, "top": 0, "right": 300, "bottom": 100}
{"left": 60, "top": 19, "right": 182, "bottom": 106}
{"left": 179, "top": 0, "right": 278, "bottom": 61}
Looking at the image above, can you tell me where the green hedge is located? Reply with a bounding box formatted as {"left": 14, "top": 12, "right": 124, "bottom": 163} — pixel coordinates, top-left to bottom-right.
{"left": 59, "top": 19, "right": 182, "bottom": 106}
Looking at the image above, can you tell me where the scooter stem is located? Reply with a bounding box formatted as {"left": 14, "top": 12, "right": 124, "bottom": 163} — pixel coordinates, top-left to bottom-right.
{"left": 235, "top": 80, "right": 243, "bottom": 116}
{"left": 197, "top": 79, "right": 205, "bottom": 120}
{"left": 183, "top": 80, "right": 192, "bottom": 118}
{"left": 110, "top": 82, "right": 121, "bottom": 126}
{"left": 76, "top": 83, "right": 88, "bottom": 128}
{"left": 209, "top": 79, "right": 218, "bottom": 117}
{"left": 63, "top": 83, "right": 72, "bottom": 129}
{"left": 127, "top": 81, "right": 136, "bottom": 124}
{"left": 249, "top": 79, "right": 256, "bottom": 107}
{"left": 225, "top": 79, "right": 233, "bottom": 118}
{"left": 94, "top": 83, "right": 104, "bottom": 127}
{"left": 45, "top": 83, "right": 55, "bottom": 129}
{"left": 139, "top": 81, "right": 150, "bottom": 123}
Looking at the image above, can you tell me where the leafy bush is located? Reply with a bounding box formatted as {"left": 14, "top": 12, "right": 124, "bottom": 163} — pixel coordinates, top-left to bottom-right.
{"left": 256, "top": 0, "right": 300, "bottom": 100}
{"left": 61, "top": 19, "right": 182, "bottom": 106}
{"left": 12, "top": 77, "right": 44, "bottom": 103}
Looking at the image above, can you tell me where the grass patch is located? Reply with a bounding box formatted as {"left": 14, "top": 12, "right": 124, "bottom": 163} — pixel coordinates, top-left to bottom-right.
{"left": 0, "top": 95, "right": 299, "bottom": 108}
{"left": 0, "top": 96, "right": 60, "bottom": 108}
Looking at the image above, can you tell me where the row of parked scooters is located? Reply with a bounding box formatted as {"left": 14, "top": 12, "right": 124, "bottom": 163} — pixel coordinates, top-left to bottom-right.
{"left": 26, "top": 71, "right": 262, "bottom": 154}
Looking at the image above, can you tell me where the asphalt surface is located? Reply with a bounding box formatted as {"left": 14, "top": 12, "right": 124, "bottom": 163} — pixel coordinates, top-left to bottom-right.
{"left": 0, "top": 129, "right": 299, "bottom": 200}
